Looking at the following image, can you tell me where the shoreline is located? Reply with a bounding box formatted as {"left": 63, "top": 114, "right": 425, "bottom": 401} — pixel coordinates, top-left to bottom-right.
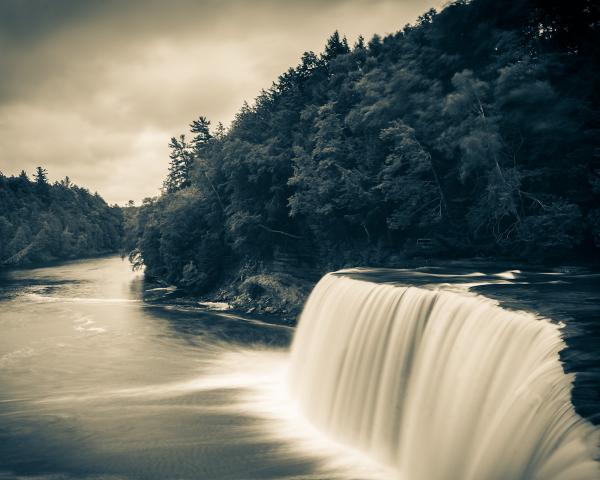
{"left": 0, "top": 250, "right": 121, "bottom": 272}
{"left": 140, "top": 255, "right": 600, "bottom": 325}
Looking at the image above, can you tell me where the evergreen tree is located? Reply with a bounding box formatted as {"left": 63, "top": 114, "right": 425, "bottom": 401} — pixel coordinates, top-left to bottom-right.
{"left": 322, "top": 31, "right": 350, "bottom": 62}
{"left": 190, "top": 116, "right": 212, "bottom": 154}
{"left": 163, "top": 135, "right": 193, "bottom": 193}
{"left": 127, "top": 0, "right": 600, "bottom": 291}
{"left": 33, "top": 166, "right": 48, "bottom": 185}
{"left": 0, "top": 169, "right": 123, "bottom": 266}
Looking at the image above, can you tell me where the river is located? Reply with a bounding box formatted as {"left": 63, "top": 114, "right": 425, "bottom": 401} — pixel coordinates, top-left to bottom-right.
{"left": 0, "top": 256, "right": 598, "bottom": 479}
{"left": 0, "top": 256, "right": 390, "bottom": 480}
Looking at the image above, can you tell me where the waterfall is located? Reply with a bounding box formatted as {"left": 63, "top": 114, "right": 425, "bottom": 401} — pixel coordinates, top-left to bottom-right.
{"left": 289, "top": 273, "right": 600, "bottom": 480}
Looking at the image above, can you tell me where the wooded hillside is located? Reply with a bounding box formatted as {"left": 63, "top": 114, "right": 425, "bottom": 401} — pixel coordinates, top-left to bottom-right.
{"left": 127, "top": 0, "right": 600, "bottom": 292}
{"left": 0, "top": 169, "right": 123, "bottom": 266}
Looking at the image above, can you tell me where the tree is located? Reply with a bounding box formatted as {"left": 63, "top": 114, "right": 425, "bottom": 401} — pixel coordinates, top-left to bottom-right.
{"left": 214, "top": 122, "right": 226, "bottom": 140}
{"left": 0, "top": 169, "right": 124, "bottom": 266}
{"left": 190, "top": 116, "right": 212, "bottom": 154}
{"left": 288, "top": 103, "right": 374, "bottom": 244}
{"left": 322, "top": 31, "right": 350, "bottom": 62}
{"left": 33, "top": 166, "right": 48, "bottom": 185}
{"left": 127, "top": 0, "right": 600, "bottom": 288}
{"left": 163, "top": 135, "right": 193, "bottom": 193}
{"left": 354, "top": 35, "right": 365, "bottom": 50}
{"left": 378, "top": 121, "right": 445, "bottom": 231}
{"left": 441, "top": 70, "right": 522, "bottom": 244}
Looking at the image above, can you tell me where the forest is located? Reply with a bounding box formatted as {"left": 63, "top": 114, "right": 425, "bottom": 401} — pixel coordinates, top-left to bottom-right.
{"left": 0, "top": 168, "right": 123, "bottom": 267}
{"left": 125, "top": 0, "right": 599, "bottom": 294}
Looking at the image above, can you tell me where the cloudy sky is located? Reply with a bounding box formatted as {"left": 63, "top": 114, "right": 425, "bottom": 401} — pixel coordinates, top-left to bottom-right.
{"left": 0, "top": 0, "right": 439, "bottom": 205}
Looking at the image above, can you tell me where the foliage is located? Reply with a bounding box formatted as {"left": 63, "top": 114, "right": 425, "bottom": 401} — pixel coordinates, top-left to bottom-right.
{"left": 0, "top": 170, "right": 123, "bottom": 266}
{"left": 128, "top": 0, "right": 600, "bottom": 291}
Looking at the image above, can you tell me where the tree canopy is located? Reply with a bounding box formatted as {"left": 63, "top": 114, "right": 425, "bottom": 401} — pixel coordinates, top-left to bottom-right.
{"left": 128, "top": 0, "right": 600, "bottom": 292}
{"left": 0, "top": 170, "right": 123, "bottom": 266}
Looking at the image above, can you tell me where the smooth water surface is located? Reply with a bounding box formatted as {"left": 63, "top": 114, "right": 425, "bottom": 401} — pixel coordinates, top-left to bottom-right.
{"left": 0, "top": 257, "right": 390, "bottom": 480}
{"left": 1, "top": 257, "right": 598, "bottom": 479}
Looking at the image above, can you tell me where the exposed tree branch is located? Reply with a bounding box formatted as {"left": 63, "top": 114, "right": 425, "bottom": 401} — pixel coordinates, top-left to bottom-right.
{"left": 257, "top": 224, "right": 303, "bottom": 239}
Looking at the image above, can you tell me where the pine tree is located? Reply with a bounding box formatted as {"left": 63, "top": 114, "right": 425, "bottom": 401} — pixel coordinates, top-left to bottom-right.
{"left": 33, "top": 166, "right": 48, "bottom": 185}
{"left": 354, "top": 35, "right": 365, "bottom": 50}
{"left": 322, "top": 31, "right": 350, "bottom": 62}
{"left": 190, "top": 116, "right": 212, "bottom": 154}
{"left": 190, "top": 116, "right": 225, "bottom": 210}
{"left": 163, "top": 135, "right": 193, "bottom": 193}
{"left": 214, "top": 122, "right": 226, "bottom": 140}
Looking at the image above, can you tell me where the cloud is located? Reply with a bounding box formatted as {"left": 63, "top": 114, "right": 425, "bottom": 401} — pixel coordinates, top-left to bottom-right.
{"left": 0, "top": 0, "right": 439, "bottom": 204}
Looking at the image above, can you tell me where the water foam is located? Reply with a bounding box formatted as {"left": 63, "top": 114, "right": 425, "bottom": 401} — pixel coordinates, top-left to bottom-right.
{"left": 289, "top": 274, "right": 600, "bottom": 480}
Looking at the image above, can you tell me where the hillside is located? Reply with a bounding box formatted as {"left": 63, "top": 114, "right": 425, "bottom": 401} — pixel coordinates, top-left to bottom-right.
{"left": 126, "top": 0, "right": 600, "bottom": 299}
{"left": 0, "top": 169, "right": 123, "bottom": 267}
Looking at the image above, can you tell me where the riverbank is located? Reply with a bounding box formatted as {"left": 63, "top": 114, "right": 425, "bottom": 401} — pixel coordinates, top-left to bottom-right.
{"left": 210, "top": 271, "right": 316, "bottom": 319}
{"left": 0, "top": 255, "right": 324, "bottom": 480}
{"left": 143, "top": 270, "right": 317, "bottom": 325}
{"left": 0, "top": 250, "right": 121, "bottom": 272}
{"left": 140, "top": 253, "right": 600, "bottom": 325}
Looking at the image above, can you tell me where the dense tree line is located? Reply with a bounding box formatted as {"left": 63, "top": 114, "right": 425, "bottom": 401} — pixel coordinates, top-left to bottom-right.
{"left": 128, "top": 0, "right": 600, "bottom": 292}
{"left": 0, "top": 169, "right": 123, "bottom": 266}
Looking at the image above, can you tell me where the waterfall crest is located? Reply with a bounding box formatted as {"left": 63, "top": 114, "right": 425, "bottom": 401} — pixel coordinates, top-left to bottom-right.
{"left": 289, "top": 274, "right": 600, "bottom": 480}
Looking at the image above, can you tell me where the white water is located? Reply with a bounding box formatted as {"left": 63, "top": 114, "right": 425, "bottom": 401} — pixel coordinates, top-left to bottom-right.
{"left": 289, "top": 274, "right": 600, "bottom": 480}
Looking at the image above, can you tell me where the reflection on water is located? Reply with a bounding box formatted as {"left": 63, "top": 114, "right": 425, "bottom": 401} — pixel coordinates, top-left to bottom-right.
{"left": 0, "top": 256, "right": 392, "bottom": 480}
{"left": 0, "top": 257, "right": 598, "bottom": 479}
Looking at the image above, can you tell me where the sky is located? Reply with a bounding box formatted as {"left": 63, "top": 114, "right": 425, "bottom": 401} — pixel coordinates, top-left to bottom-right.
{"left": 0, "top": 0, "right": 440, "bottom": 205}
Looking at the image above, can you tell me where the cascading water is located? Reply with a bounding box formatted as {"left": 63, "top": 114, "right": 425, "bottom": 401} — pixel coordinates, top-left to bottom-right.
{"left": 289, "top": 273, "right": 600, "bottom": 480}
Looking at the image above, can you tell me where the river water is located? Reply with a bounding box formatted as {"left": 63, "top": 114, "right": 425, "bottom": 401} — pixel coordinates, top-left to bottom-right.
{"left": 0, "top": 256, "right": 598, "bottom": 479}
{"left": 0, "top": 256, "right": 392, "bottom": 480}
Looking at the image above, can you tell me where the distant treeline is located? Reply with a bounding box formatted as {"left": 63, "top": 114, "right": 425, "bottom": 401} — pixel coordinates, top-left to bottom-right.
{"left": 127, "top": 0, "right": 600, "bottom": 292}
{"left": 0, "top": 168, "right": 123, "bottom": 267}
